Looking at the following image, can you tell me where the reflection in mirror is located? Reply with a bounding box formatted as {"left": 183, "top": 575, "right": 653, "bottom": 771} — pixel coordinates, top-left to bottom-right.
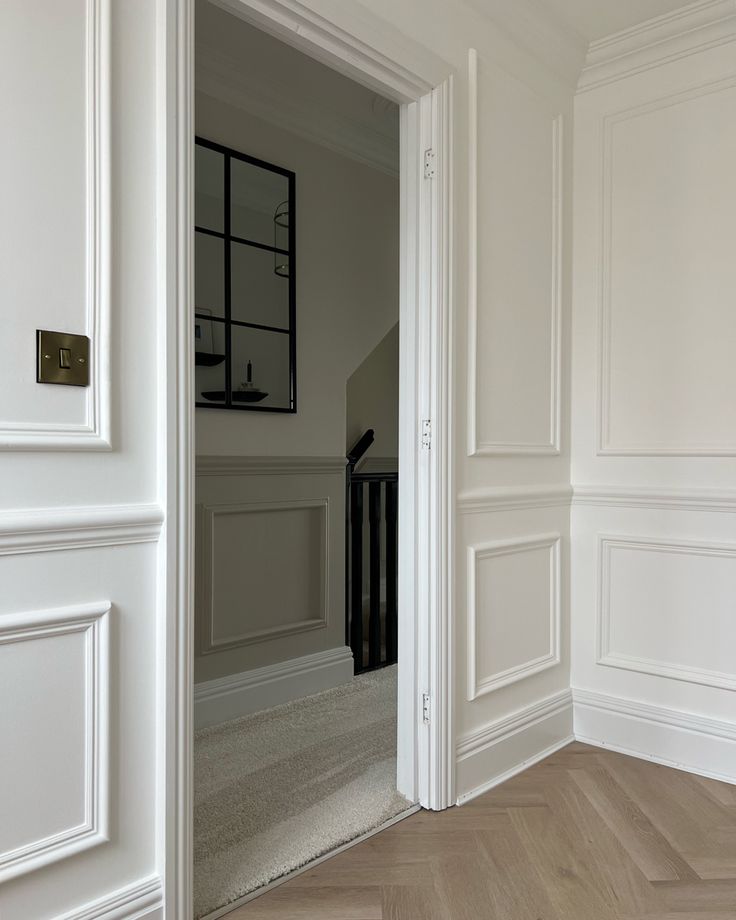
{"left": 231, "top": 157, "right": 290, "bottom": 248}
{"left": 195, "top": 316, "right": 227, "bottom": 404}
{"left": 231, "top": 242, "right": 289, "bottom": 329}
{"left": 195, "top": 145, "right": 224, "bottom": 233}
{"left": 194, "top": 136, "right": 295, "bottom": 412}
{"left": 195, "top": 234, "right": 225, "bottom": 318}
{"left": 230, "top": 325, "right": 291, "bottom": 410}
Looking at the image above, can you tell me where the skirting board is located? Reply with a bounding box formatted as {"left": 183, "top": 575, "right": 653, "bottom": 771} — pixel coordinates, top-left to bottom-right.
{"left": 194, "top": 646, "right": 354, "bottom": 729}
{"left": 573, "top": 688, "right": 736, "bottom": 785}
{"left": 55, "top": 875, "right": 162, "bottom": 920}
{"left": 455, "top": 689, "right": 574, "bottom": 804}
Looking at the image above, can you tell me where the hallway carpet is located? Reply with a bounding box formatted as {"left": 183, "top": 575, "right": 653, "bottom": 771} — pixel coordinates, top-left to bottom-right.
{"left": 193, "top": 666, "right": 408, "bottom": 919}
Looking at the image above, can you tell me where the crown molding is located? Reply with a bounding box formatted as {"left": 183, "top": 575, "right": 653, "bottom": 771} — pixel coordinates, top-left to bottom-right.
{"left": 578, "top": 0, "right": 736, "bottom": 92}
{"left": 462, "top": 0, "right": 587, "bottom": 90}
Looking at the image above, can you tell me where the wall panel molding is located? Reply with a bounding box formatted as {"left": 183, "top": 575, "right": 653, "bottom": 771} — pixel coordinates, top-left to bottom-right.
{"left": 196, "top": 455, "right": 345, "bottom": 476}
{"left": 579, "top": 0, "right": 736, "bottom": 92}
{"left": 0, "top": 503, "right": 164, "bottom": 555}
{"left": 0, "top": 0, "right": 111, "bottom": 450}
{"left": 597, "top": 534, "right": 736, "bottom": 691}
{"left": 199, "top": 498, "right": 329, "bottom": 654}
{"left": 467, "top": 48, "right": 562, "bottom": 457}
{"left": 574, "top": 485, "right": 736, "bottom": 513}
{"left": 597, "top": 75, "right": 736, "bottom": 456}
{"left": 458, "top": 484, "right": 572, "bottom": 515}
{"left": 468, "top": 533, "right": 561, "bottom": 700}
{"left": 0, "top": 602, "right": 110, "bottom": 883}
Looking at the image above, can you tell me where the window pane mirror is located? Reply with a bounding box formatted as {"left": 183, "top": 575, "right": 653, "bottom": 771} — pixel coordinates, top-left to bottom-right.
{"left": 194, "top": 136, "right": 296, "bottom": 412}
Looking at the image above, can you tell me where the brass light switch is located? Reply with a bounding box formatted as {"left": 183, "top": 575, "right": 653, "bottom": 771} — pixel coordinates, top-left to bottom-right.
{"left": 36, "top": 330, "right": 90, "bottom": 387}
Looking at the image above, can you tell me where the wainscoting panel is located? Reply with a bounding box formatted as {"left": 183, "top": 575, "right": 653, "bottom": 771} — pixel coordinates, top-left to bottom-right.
{"left": 468, "top": 533, "right": 561, "bottom": 700}
{"left": 200, "top": 499, "right": 329, "bottom": 654}
{"left": 597, "top": 77, "right": 736, "bottom": 456}
{"left": 195, "top": 457, "right": 346, "bottom": 685}
{"left": 0, "top": 0, "right": 110, "bottom": 450}
{"left": 468, "top": 49, "right": 562, "bottom": 456}
{"left": 597, "top": 535, "right": 736, "bottom": 691}
{"left": 0, "top": 602, "right": 110, "bottom": 883}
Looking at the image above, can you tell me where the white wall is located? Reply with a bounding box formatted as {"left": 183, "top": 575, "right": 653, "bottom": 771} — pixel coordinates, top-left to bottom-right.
{"left": 571, "top": 10, "right": 736, "bottom": 783}
{"left": 0, "top": 1, "right": 164, "bottom": 917}
{"left": 346, "top": 322, "right": 399, "bottom": 463}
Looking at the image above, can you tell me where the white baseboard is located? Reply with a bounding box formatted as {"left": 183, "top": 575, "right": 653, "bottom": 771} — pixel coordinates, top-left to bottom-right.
{"left": 455, "top": 689, "right": 574, "bottom": 804}
{"left": 573, "top": 688, "right": 736, "bottom": 786}
{"left": 194, "top": 646, "right": 354, "bottom": 729}
{"left": 56, "top": 875, "right": 162, "bottom": 920}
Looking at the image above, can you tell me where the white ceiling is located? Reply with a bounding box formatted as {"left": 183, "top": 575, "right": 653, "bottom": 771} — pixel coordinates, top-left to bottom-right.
{"left": 535, "top": 0, "right": 694, "bottom": 42}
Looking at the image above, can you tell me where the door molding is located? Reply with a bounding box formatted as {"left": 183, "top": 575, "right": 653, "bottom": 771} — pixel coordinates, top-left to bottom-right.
{"left": 159, "top": 1, "right": 454, "bottom": 916}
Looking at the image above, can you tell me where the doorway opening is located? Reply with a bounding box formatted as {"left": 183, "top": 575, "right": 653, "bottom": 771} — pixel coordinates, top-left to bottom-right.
{"left": 161, "top": 0, "right": 453, "bottom": 915}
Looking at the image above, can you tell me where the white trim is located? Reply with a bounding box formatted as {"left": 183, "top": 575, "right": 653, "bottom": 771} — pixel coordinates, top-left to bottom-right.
{"left": 0, "top": 602, "right": 110, "bottom": 883}
{"left": 0, "top": 504, "right": 164, "bottom": 555}
{"left": 198, "top": 498, "right": 329, "bottom": 654}
{"left": 55, "top": 874, "right": 163, "bottom": 920}
{"left": 578, "top": 0, "right": 736, "bottom": 93}
{"left": 458, "top": 484, "right": 572, "bottom": 514}
{"left": 597, "top": 534, "right": 736, "bottom": 692}
{"left": 207, "top": 0, "right": 437, "bottom": 102}
{"left": 467, "top": 534, "right": 561, "bottom": 700}
{"left": 456, "top": 689, "right": 573, "bottom": 804}
{"left": 193, "top": 646, "right": 353, "bottom": 728}
{"left": 162, "top": 2, "right": 454, "bottom": 913}
{"left": 573, "top": 484, "right": 736, "bottom": 512}
{"left": 467, "top": 48, "right": 562, "bottom": 457}
{"left": 596, "top": 75, "right": 736, "bottom": 457}
{"left": 0, "top": 0, "right": 111, "bottom": 450}
{"left": 196, "top": 455, "right": 345, "bottom": 476}
{"left": 573, "top": 688, "right": 736, "bottom": 785}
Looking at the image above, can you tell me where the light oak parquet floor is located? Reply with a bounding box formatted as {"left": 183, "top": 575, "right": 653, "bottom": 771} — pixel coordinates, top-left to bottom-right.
{"left": 226, "top": 743, "right": 736, "bottom": 919}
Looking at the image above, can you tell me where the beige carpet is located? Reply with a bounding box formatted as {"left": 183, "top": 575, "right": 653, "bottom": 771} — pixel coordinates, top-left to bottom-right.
{"left": 193, "top": 665, "right": 408, "bottom": 919}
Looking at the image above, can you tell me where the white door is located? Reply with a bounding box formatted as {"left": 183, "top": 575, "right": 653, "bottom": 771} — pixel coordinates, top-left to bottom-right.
{"left": 0, "top": 2, "right": 164, "bottom": 918}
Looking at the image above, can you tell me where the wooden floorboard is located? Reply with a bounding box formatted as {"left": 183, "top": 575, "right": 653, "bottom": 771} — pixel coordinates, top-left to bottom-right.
{"left": 225, "top": 743, "right": 736, "bottom": 919}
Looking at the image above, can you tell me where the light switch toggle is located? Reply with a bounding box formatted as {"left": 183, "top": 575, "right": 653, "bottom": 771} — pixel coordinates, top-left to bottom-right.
{"left": 36, "top": 330, "right": 90, "bottom": 387}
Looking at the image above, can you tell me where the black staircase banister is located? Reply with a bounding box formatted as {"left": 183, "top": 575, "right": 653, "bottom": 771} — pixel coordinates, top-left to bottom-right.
{"left": 346, "top": 429, "right": 375, "bottom": 469}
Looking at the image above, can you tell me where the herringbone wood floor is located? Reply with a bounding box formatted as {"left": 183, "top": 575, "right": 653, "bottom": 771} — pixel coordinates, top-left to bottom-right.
{"left": 226, "top": 743, "right": 736, "bottom": 919}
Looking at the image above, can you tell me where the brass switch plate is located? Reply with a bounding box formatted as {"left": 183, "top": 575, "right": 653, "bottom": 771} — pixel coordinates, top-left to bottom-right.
{"left": 36, "top": 330, "right": 90, "bottom": 387}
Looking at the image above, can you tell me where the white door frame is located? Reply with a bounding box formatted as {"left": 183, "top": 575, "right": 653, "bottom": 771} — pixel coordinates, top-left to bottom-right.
{"left": 159, "top": 1, "right": 453, "bottom": 914}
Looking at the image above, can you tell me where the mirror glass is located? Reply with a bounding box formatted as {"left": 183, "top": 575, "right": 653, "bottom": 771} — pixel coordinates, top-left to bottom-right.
{"left": 231, "top": 325, "right": 291, "bottom": 410}
{"left": 231, "top": 241, "right": 290, "bottom": 329}
{"left": 195, "top": 145, "right": 224, "bottom": 233}
{"left": 231, "top": 158, "right": 290, "bottom": 248}
{"left": 194, "top": 137, "right": 295, "bottom": 413}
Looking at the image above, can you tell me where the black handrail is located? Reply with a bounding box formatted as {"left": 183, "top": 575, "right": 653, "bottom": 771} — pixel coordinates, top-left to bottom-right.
{"left": 346, "top": 428, "right": 375, "bottom": 469}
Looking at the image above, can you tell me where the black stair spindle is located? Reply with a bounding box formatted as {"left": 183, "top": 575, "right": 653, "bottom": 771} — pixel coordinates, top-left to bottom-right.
{"left": 385, "top": 479, "right": 398, "bottom": 664}
{"left": 368, "top": 481, "right": 382, "bottom": 668}
{"left": 350, "top": 481, "right": 364, "bottom": 670}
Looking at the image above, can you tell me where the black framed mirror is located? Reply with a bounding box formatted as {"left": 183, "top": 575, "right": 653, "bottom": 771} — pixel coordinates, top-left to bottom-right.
{"left": 194, "top": 136, "right": 296, "bottom": 412}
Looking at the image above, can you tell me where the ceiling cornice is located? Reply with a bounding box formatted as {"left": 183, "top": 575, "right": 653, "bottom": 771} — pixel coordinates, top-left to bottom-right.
{"left": 196, "top": 40, "right": 399, "bottom": 176}
{"left": 578, "top": 0, "right": 736, "bottom": 92}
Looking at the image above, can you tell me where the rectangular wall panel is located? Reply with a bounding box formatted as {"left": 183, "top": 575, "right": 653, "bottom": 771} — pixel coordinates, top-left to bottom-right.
{"left": 0, "top": 602, "right": 109, "bottom": 883}
{"left": 200, "top": 498, "right": 328, "bottom": 653}
{"left": 468, "top": 50, "right": 562, "bottom": 455}
{"left": 468, "top": 533, "right": 561, "bottom": 700}
{"left": 598, "top": 535, "right": 736, "bottom": 690}
{"left": 598, "top": 78, "right": 736, "bottom": 455}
